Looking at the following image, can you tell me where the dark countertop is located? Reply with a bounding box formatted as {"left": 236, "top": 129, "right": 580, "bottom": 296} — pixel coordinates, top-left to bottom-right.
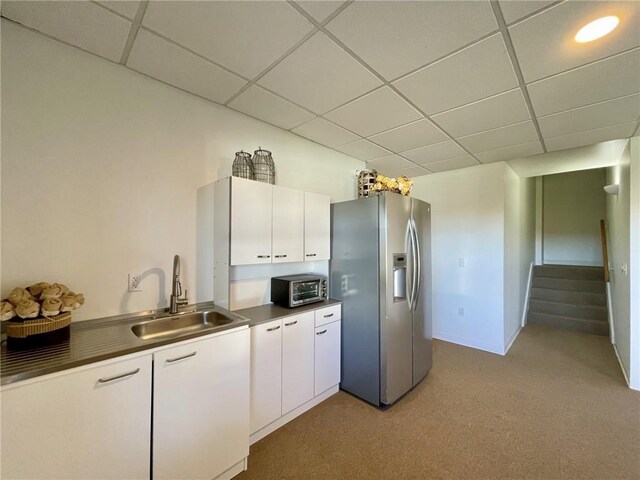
{"left": 1, "top": 303, "right": 249, "bottom": 387}
{"left": 236, "top": 299, "right": 341, "bottom": 326}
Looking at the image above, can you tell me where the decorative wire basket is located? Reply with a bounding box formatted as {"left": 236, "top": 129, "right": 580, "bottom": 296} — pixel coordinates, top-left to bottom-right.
{"left": 232, "top": 151, "right": 254, "bottom": 180}
{"left": 252, "top": 148, "right": 275, "bottom": 184}
{"left": 357, "top": 169, "right": 378, "bottom": 198}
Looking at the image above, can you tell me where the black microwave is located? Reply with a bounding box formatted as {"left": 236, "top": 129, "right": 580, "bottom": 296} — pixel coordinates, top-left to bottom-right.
{"left": 271, "top": 274, "right": 327, "bottom": 308}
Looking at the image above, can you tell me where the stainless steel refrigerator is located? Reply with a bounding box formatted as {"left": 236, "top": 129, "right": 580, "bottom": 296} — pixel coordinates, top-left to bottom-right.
{"left": 330, "top": 192, "right": 432, "bottom": 408}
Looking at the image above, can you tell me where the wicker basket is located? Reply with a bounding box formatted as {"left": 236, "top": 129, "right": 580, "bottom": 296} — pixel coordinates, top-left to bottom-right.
{"left": 6, "top": 312, "right": 71, "bottom": 339}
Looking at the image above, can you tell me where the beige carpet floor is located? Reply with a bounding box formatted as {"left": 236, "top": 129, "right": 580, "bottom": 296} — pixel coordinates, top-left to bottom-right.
{"left": 237, "top": 323, "right": 640, "bottom": 480}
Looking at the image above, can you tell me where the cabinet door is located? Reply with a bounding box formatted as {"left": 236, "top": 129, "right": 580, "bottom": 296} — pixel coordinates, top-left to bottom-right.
{"left": 272, "top": 186, "right": 304, "bottom": 263}
{"left": 231, "top": 177, "right": 273, "bottom": 265}
{"left": 1, "top": 355, "right": 152, "bottom": 480}
{"left": 315, "top": 320, "right": 341, "bottom": 396}
{"left": 304, "top": 191, "right": 331, "bottom": 261}
{"left": 153, "top": 329, "right": 250, "bottom": 480}
{"left": 282, "top": 311, "right": 315, "bottom": 414}
{"left": 250, "top": 319, "right": 283, "bottom": 434}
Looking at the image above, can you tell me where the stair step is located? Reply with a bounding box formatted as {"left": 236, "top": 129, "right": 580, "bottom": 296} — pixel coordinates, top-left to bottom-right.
{"left": 534, "top": 265, "right": 604, "bottom": 281}
{"left": 530, "top": 287, "right": 606, "bottom": 306}
{"left": 528, "top": 299, "right": 607, "bottom": 320}
{"left": 527, "top": 312, "right": 609, "bottom": 336}
{"left": 531, "top": 276, "right": 605, "bottom": 294}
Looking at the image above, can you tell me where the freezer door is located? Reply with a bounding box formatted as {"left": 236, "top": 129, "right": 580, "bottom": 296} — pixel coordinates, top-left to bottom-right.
{"left": 380, "top": 193, "right": 414, "bottom": 406}
{"left": 411, "top": 198, "right": 433, "bottom": 386}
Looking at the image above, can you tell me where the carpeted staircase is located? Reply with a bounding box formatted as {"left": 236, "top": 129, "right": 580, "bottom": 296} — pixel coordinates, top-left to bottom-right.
{"left": 527, "top": 265, "right": 609, "bottom": 336}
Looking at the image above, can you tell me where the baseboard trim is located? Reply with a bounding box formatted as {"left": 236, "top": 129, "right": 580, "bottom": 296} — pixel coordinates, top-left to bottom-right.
{"left": 249, "top": 385, "right": 339, "bottom": 445}
{"left": 434, "top": 331, "right": 503, "bottom": 355}
{"left": 504, "top": 326, "right": 522, "bottom": 355}
{"left": 214, "top": 458, "right": 247, "bottom": 480}
{"left": 605, "top": 282, "right": 615, "bottom": 344}
{"left": 613, "top": 344, "right": 631, "bottom": 388}
{"left": 521, "top": 262, "right": 534, "bottom": 328}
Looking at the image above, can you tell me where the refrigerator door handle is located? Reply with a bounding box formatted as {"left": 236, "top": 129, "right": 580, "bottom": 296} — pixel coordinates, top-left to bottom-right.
{"left": 405, "top": 220, "right": 414, "bottom": 309}
{"left": 411, "top": 217, "right": 421, "bottom": 311}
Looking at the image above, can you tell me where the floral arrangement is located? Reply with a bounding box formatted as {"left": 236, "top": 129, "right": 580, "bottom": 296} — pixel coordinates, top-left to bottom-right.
{"left": 372, "top": 175, "right": 414, "bottom": 196}
{"left": 1, "top": 283, "right": 85, "bottom": 321}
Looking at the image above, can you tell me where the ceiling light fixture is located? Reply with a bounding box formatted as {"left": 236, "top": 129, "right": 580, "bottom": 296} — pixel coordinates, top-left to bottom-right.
{"left": 575, "top": 16, "right": 620, "bottom": 43}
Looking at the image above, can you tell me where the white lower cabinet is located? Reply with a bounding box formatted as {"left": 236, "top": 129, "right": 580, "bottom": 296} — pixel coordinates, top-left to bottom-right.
{"left": 315, "top": 320, "right": 341, "bottom": 395}
{"left": 282, "top": 311, "right": 315, "bottom": 414}
{"left": 1, "top": 354, "right": 152, "bottom": 480}
{"left": 153, "top": 328, "right": 250, "bottom": 480}
{"left": 250, "top": 305, "right": 341, "bottom": 441}
{"left": 250, "top": 319, "right": 282, "bottom": 433}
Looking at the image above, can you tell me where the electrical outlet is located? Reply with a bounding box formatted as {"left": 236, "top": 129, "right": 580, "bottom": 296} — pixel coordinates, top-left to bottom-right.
{"left": 458, "top": 257, "right": 466, "bottom": 268}
{"left": 458, "top": 307, "right": 465, "bottom": 317}
{"left": 128, "top": 274, "right": 142, "bottom": 292}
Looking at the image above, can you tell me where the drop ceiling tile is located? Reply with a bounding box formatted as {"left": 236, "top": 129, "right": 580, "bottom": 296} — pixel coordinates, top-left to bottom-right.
{"left": 368, "top": 119, "right": 448, "bottom": 152}
{"left": 367, "top": 155, "right": 415, "bottom": 172}
{"left": 509, "top": 1, "right": 640, "bottom": 82}
{"left": 457, "top": 121, "right": 539, "bottom": 153}
{"left": 2, "top": 0, "right": 131, "bottom": 62}
{"left": 538, "top": 93, "right": 640, "bottom": 138}
{"left": 476, "top": 141, "right": 543, "bottom": 163}
{"left": 380, "top": 166, "right": 432, "bottom": 178}
{"left": 426, "top": 156, "right": 479, "bottom": 173}
{"left": 401, "top": 140, "right": 467, "bottom": 165}
{"left": 98, "top": 1, "right": 139, "bottom": 19}
{"left": 545, "top": 121, "right": 637, "bottom": 151}
{"left": 324, "top": 87, "right": 422, "bottom": 137}
{"left": 292, "top": 118, "right": 359, "bottom": 147}
{"left": 258, "top": 32, "right": 381, "bottom": 114}
{"left": 142, "top": 1, "right": 314, "bottom": 79}
{"left": 432, "top": 89, "right": 531, "bottom": 137}
{"left": 228, "top": 86, "right": 315, "bottom": 130}
{"left": 528, "top": 48, "right": 640, "bottom": 116}
{"left": 128, "top": 30, "right": 246, "bottom": 104}
{"left": 326, "top": 0, "right": 497, "bottom": 79}
{"left": 335, "top": 139, "right": 390, "bottom": 161}
{"left": 498, "top": 0, "right": 556, "bottom": 24}
{"left": 393, "top": 34, "right": 518, "bottom": 115}
{"left": 295, "top": 1, "right": 345, "bottom": 22}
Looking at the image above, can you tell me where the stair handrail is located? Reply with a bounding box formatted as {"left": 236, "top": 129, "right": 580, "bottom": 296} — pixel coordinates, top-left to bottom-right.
{"left": 600, "top": 219, "right": 610, "bottom": 283}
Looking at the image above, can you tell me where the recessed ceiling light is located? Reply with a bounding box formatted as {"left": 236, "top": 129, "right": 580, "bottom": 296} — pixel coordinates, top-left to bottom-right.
{"left": 575, "top": 16, "right": 620, "bottom": 43}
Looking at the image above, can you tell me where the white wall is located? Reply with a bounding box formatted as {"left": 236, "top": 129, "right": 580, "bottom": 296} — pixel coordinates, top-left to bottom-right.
{"left": 412, "top": 163, "right": 506, "bottom": 354}
{"left": 542, "top": 169, "right": 606, "bottom": 266}
{"left": 504, "top": 167, "right": 535, "bottom": 348}
{"left": 0, "top": 21, "right": 364, "bottom": 321}
{"left": 606, "top": 141, "right": 631, "bottom": 384}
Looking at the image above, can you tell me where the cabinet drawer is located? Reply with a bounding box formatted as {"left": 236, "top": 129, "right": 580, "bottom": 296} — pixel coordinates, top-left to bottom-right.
{"left": 315, "top": 304, "right": 341, "bottom": 327}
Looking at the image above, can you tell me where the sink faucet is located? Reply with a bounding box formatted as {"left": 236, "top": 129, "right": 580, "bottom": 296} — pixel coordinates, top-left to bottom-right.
{"left": 170, "top": 254, "right": 189, "bottom": 314}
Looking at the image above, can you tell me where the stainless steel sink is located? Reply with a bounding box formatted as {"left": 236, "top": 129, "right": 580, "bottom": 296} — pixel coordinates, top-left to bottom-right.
{"left": 131, "top": 310, "right": 237, "bottom": 341}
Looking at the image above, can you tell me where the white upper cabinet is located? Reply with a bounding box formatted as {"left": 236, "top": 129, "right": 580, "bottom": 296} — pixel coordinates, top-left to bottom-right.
{"left": 220, "top": 177, "right": 330, "bottom": 266}
{"left": 272, "top": 186, "right": 304, "bottom": 263}
{"left": 304, "top": 191, "right": 331, "bottom": 261}
{"left": 231, "top": 176, "right": 273, "bottom": 265}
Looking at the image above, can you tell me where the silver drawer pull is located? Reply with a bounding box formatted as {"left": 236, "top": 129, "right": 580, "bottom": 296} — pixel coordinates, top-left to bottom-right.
{"left": 275, "top": 255, "right": 287, "bottom": 258}
{"left": 284, "top": 320, "right": 298, "bottom": 327}
{"left": 306, "top": 253, "right": 317, "bottom": 257}
{"left": 257, "top": 255, "right": 271, "bottom": 258}
{"left": 98, "top": 368, "right": 140, "bottom": 384}
{"left": 323, "top": 313, "right": 334, "bottom": 318}
{"left": 316, "top": 329, "right": 328, "bottom": 335}
{"left": 267, "top": 325, "right": 281, "bottom": 332}
{"left": 166, "top": 351, "right": 197, "bottom": 363}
